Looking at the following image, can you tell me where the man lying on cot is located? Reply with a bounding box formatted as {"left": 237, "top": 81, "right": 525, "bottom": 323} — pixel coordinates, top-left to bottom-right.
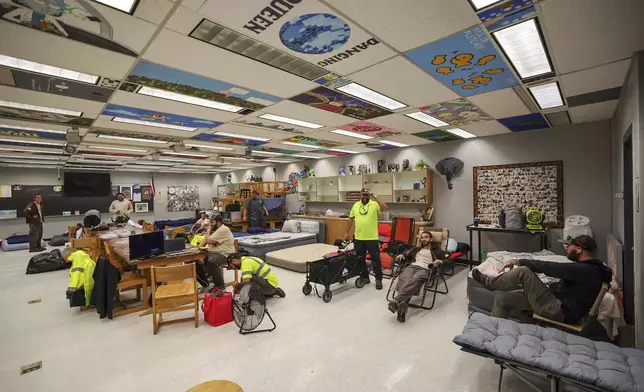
{"left": 388, "top": 231, "right": 451, "bottom": 322}
{"left": 226, "top": 253, "right": 286, "bottom": 298}
{"left": 472, "top": 235, "right": 612, "bottom": 324}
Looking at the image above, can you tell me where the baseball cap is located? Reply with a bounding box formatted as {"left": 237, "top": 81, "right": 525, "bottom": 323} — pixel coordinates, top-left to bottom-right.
{"left": 557, "top": 235, "right": 597, "bottom": 252}
{"left": 360, "top": 187, "right": 371, "bottom": 195}
{"left": 213, "top": 214, "right": 223, "bottom": 222}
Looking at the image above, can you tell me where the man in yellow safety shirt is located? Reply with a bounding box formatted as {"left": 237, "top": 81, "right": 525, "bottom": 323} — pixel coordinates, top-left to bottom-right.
{"left": 227, "top": 253, "right": 286, "bottom": 298}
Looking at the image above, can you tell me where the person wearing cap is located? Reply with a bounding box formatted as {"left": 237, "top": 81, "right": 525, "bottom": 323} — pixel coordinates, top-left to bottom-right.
{"left": 109, "top": 192, "right": 133, "bottom": 222}
{"left": 226, "top": 253, "right": 286, "bottom": 298}
{"left": 243, "top": 189, "right": 269, "bottom": 228}
{"left": 472, "top": 235, "right": 612, "bottom": 324}
{"left": 345, "top": 187, "right": 388, "bottom": 290}
{"left": 196, "top": 215, "right": 235, "bottom": 292}
{"left": 190, "top": 211, "right": 211, "bottom": 234}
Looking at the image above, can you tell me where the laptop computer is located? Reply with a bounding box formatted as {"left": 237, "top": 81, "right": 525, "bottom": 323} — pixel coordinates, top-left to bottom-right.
{"left": 164, "top": 238, "right": 186, "bottom": 254}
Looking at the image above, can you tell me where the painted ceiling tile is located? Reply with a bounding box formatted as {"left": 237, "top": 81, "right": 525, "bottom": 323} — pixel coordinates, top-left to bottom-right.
{"left": 102, "top": 104, "right": 222, "bottom": 129}
{"left": 477, "top": 0, "right": 534, "bottom": 23}
{"left": 420, "top": 98, "right": 493, "bottom": 126}
{"left": 290, "top": 86, "right": 392, "bottom": 120}
{"left": 498, "top": 113, "right": 550, "bottom": 132}
{"left": 338, "top": 121, "right": 403, "bottom": 138}
{"left": 413, "top": 129, "right": 462, "bottom": 143}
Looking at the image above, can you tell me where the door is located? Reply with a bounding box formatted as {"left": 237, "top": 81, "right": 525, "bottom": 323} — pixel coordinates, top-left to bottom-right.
{"left": 623, "top": 129, "right": 635, "bottom": 324}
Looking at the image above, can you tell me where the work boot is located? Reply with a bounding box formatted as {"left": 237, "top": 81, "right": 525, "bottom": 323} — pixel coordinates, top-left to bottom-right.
{"left": 471, "top": 269, "right": 488, "bottom": 288}
{"left": 397, "top": 302, "right": 408, "bottom": 323}
{"left": 362, "top": 276, "right": 371, "bottom": 284}
{"left": 376, "top": 280, "right": 383, "bottom": 290}
{"left": 275, "top": 288, "right": 286, "bottom": 298}
{"left": 388, "top": 302, "right": 399, "bottom": 314}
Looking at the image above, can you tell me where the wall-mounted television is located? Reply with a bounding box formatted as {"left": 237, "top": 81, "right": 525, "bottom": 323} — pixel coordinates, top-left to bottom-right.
{"left": 64, "top": 172, "right": 111, "bottom": 197}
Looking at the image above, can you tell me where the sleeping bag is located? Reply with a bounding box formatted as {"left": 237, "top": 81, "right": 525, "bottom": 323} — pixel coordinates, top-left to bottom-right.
{"left": 26, "top": 249, "right": 69, "bottom": 274}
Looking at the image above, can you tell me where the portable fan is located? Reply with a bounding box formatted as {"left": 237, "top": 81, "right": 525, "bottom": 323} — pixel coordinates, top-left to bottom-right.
{"left": 525, "top": 207, "right": 543, "bottom": 230}
{"left": 232, "top": 282, "right": 276, "bottom": 335}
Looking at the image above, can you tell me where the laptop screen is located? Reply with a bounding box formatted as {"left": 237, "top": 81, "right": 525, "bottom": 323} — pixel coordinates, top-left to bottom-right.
{"left": 129, "top": 231, "right": 164, "bottom": 260}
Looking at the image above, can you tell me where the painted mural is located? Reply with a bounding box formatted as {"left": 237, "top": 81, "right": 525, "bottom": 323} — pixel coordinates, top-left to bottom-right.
{"left": 125, "top": 61, "right": 281, "bottom": 110}
{"left": 339, "top": 121, "right": 403, "bottom": 138}
{"left": 498, "top": 113, "right": 550, "bottom": 132}
{"left": 477, "top": 0, "right": 534, "bottom": 23}
{"left": 413, "top": 130, "right": 462, "bottom": 143}
{"left": 232, "top": 119, "right": 305, "bottom": 135}
{"left": 284, "top": 135, "right": 342, "bottom": 149}
{"left": 358, "top": 141, "right": 395, "bottom": 150}
{"left": 485, "top": 6, "right": 537, "bottom": 32}
{"left": 420, "top": 98, "right": 493, "bottom": 126}
{"left": 251, "top": 147, "right": 299, "bottom": 155}
{"left": 0, "top": 0, "right": 145, "bottom": 56}
{"left": 91, "top": 129, "right": 183, "bottom": 142}
{"left": 404, "top": 26, "right": 519, "bottom": 97}
{"left": 4, "top": 69, "right": 114, "bottom": 102}
{"left": 313, "top": 73, "right": 352, "bottom": 89}
{"left": 290, "top": 86, "right": 392, "bottom": 120}
{"left": 102, "top": 104, "right": 222, "bottom": 129}
{"left": 0, "top": 105, "right": 93, "bottom": 126}
{"left": 0, "top": 125, "right": 67, "bottom": 140}
{"left": 193, "top": 133, "right": 268, "bottom": 146}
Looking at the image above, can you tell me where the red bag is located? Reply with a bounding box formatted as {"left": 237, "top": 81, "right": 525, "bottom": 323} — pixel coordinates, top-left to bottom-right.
{"left": 201, "top": 288, "right": 233, "bottom": 327}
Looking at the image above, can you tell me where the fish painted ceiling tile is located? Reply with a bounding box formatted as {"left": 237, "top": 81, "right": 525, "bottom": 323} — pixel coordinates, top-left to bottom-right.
{"left": 420, "top": 98, "right": 493, "bottom": 126}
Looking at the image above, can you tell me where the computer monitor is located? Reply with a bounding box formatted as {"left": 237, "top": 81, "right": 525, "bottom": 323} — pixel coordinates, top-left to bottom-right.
{"left": 129, "top": 231, "right": 164, "bottom": 260}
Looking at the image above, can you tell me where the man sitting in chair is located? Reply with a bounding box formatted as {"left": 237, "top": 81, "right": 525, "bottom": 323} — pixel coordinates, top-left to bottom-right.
{"left": 388, "top": 231, "right": 451, "bottom": 322}
{"left": 196, "top": 215, "right": 234, "bottom": 293}
{"left": 472, "top": 235, "right": 612, "bottom": 324}
{"left": 227, "top": 253, "right": 286, "bottom": 298}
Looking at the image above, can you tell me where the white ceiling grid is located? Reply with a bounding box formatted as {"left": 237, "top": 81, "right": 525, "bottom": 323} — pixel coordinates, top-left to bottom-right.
{"left": 0, "top": 0, "right": 641, "bottom": 173}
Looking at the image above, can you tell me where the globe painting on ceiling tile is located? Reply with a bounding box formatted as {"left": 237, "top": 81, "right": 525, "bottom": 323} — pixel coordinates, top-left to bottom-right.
{"left": 420, "top": 98, "right": 493, "bottom": 126}
{"left": 339, "top": 121, "right": 403, "bottom": 138}
{"left": 290, "top": 86, "right": 392, "bottom": 120}
{"left": 498, "top": 113, "right": 550, "bottom": 132}
{"left": 404, "top": 26, "right": 519, "bottom": 97}
{"left": 196, "top": 0, "right": 397, "bottom": 74}
{"left": 476, "top": 0, "right": 534, "bottom": 24}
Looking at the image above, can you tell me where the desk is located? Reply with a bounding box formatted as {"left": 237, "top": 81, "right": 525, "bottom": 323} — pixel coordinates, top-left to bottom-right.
{"left": 467, "top": 225, "right": 547, "bottom": 270}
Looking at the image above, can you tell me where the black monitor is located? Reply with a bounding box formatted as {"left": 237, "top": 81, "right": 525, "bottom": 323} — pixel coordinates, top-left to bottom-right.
{"left": 128, "top": 231, "right": 164, "bottom": 260}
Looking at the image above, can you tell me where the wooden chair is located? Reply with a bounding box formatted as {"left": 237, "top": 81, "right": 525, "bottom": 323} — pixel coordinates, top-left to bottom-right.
{"left": 67, "top": 225, "right": 78, "bottom": 243}
{"left": 143, "top": 222, "right": 155, "bottom": 232}
{"left": 102, "top": 242, "right": 149, "bottom": 317}
{"left": 150, "top": 263, "right": 199, "bottom": 334}
{"left": 70, "top": 237, "right": 101, "bottom": 261}
{"left": 533, "top": 283, "right": 610, "bottom": 336}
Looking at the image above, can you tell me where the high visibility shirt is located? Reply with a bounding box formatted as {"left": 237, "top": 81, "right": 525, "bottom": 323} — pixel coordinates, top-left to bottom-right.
{"left": 349, "top": 200, "right": 381, "bottom": 241}
{"left": 67, "top": 250, "right": 96, "bottom": 306}
{"left": 240, "top": 256, "right": 279, "bottom": 288}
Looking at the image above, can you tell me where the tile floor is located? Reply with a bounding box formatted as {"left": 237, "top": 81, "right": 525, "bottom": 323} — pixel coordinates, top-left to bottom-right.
{"left": 0, "top": 248, "right": 578, "bottom": 392}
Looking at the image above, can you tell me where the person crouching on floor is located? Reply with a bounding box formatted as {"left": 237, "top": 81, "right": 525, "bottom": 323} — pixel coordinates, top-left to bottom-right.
{"left": 227, "top": 253, "right": 286, "bottom": 298}
{"left": 471, "top": 235, "right": 612, "bottom": 324}
{"left": 388, "top": 231, "right": 451, "bottom": 322}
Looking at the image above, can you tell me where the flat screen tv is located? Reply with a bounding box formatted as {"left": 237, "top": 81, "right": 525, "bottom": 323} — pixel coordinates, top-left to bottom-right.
{"left": 64, "top": 172, "right": 111, "bottom": 197}
{"left": 129, "top": 231, "right": 164, "bottom": 260}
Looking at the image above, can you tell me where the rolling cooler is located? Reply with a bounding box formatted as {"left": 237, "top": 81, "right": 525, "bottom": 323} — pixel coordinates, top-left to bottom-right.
{"left": 301, "top": 251, "right": 366, "bottom": 303}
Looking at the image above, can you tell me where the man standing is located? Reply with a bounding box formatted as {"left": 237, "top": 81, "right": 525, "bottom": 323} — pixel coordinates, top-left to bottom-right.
{"left": 472, "top": 235, "right": 612, "bottom": 324}
{"left": 243, "top": 190, "right": 268, "bottom": 228}
{"left": 24, "top": 192, "right": 45, "bottom": 253}
{"left": 345, "top": 188, "right": 388, "bottom": 290}
{"left": 197, "top": 215, "right": 235, "bottom": 292}
{"left": 109, "top": 192, "right": 133, "bottom": 222}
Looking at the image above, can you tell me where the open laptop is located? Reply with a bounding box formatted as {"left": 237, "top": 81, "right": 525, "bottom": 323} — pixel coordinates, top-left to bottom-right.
{"left": 164, "top": 238, "right": 186, "bottom": 254}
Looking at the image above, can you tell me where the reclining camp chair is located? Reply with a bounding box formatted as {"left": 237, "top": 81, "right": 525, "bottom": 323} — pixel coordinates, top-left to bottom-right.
{"left": 385, "top": 228, "right": 449, "bottom": 312}
{"left": 369, "top": 217, "right": 415, "bottom": 279}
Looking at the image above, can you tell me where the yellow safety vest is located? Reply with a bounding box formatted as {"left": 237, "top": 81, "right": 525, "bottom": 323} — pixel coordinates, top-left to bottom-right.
{"left": 240, "top": 256, "right": 279, "bottom": 288}
{"left": 67, "top": 250, "right": 96, "bottom": 306}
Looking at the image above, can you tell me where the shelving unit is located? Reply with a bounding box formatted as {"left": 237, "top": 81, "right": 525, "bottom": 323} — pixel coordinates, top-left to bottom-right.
{"left": 338, "top": 175, "right": 363, "bottom": 202}
{"left": 317, "top": 177, "right": 339, "bottom": 202}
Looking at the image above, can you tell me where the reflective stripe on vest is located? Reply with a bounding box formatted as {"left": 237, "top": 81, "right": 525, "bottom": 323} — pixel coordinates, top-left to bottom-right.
{"left": 247, "top": 256, "right": 272, "bottom": 279}
{"left": 70, "top": 267, "right": 84, "bottom": 273}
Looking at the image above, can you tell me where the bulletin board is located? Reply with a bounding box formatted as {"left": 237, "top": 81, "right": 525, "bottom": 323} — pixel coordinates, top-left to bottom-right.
{"left": 473, "top": 161, "right": 564, "bottom": 228}
{"left": 114, "top": 184, "right": 154, "bottom": 213}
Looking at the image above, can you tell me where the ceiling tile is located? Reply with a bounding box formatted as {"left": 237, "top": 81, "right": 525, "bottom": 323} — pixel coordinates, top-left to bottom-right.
{"left": 92, "top": 117, "right": 198, "bottom": 139}
{"left": 461, "top": 121, "right": 511, "bottom": 137}
{"left": 143, "top": 29, "right": 318, "bottom": 98}
{"left": 347, "top": 56, "right": 459, "bottom": 107}
{"left": 369, "top": 113, "right": 434, "bottom": 134}
{"left": 203, "top": 122, "right": 278, "bottom": 140}
{"left": 560, "top": 59, "right": 631, "bottom": 97}
{"left": 0, "top": 85, "right": 103, "bottom": 118}
{"left": 259, "top": 100, "right": 352, "bottom": 127}
{"left": 326, "top": 0, "right": 480, "bottom": 52}
{"left": 231, "top": 113, "right": 321, "bottom": 136}
{"left": 569, "top": 100, "right": 618, "bottom": 123}
{"left": 541, "top": 0, "right": 644, "bottom": 74}
{"left": 165, "top": 6, "right": 205, "bottom": 35}
{"left": 305, "top": 129, "right": 368, "bottom": 145}
{"left": 468, "top": 88, "right": 531, "bottom": 119}
{"left": 183, "top": 0, "right": 207, "bottom": 11}
{"left": 375, "top": 133, "right": 433, "bottom": 146}
{"left": 134, "top": 0, "right": 175, "bottom": 24}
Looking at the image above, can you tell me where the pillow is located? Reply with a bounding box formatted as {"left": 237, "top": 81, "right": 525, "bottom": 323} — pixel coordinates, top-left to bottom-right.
{"left": 282, "top": 220, "right": 301, "bottom": 233}
{"left": 297, "top": 220, "right": 319, "bottom": 234}
{"left": 446, "top": 238, "right": 458, "bottom": 252}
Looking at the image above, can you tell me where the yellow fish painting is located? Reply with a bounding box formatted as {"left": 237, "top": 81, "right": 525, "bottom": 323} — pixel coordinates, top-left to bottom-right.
{"left": 470, "top": 75, "right": 492, "bottom": 85}
{"left": 432, "top": 55, "right": 447, "bottom": 65}
{"left": 461, "top": 85, "right": 477, "bottom": 90}
{"left": 451, "top": 53, "right": 474, "bottom": 68}
{"left": 452, "top": 78, "right": 465, "bottom": 85}
{"left": 477, "top": 55, "right": 496, "bottom": 66}
{"left": 436, "top": 67, "right": 453, "bottom": 75}
{"left": 484, "top": 68, "right": 504, "bottom": 75}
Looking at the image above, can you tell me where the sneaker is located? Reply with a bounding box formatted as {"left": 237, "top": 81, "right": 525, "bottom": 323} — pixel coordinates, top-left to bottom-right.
{"left": 275, "top": 288, "right": 286, "bottom": 298}
{"left": 376, "top": 280, "right": 383, "bottom": 290}
{"left": 397, "top": 302, "right": 408, "bottom": 323}
{"left": 388, "top": 302, "right": 399, "bottom": 314}
{"left": 471, "top": 269, "right": 487, "bottom": 287}
{"left": 362, "top": 277, "right": 371, "bottom": 284}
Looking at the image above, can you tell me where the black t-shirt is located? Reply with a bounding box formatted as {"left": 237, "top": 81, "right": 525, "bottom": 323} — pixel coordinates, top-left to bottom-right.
{"left": 245, "top": 198, "right": 265, "bottom": 226}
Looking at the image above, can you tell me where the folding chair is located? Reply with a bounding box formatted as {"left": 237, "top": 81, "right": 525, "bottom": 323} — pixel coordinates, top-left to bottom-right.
{"left": 150, "top": 263, "right": 199, "bottom": 335}
{"left": 373, "top": 216, "right": 415, "bottom": 279}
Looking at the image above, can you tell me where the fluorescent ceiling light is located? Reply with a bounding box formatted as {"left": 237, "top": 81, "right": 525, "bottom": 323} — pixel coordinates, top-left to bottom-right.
{"left": 213, "top": 131, "right": 270, "bottom": 142}
{"left": 131, "top": 161, "right": 175, "bottom": 166}
{"left": 0, "top": 123, "right": 66, "bottom": 134}
{"left": 0, "top": 54, "right": 99, "bottom": 84}
{"left": 331, "top": 129, "right": 373, "bottom": 140}
{"left": 79, "top": 153, "right": 130, "bottom": 160}
{"left": 0, "top": 146, "right": 61, "bottom": 154}
{"left": 181, "top": 165, "right": 212, "bottom": 169}
{"left": 529, "top": 82, "right": 564, "bottom": 110}
{"left": 96, "top": 134, "right": 168, "bottom": 144}
{"left": 138, "top": 86, "right": 244, "bottom": 113}
{"left": 163, "top": 151, "right": 209, "bottom": 158}
{"left": 405, "top": 112, "right": 449, "bottom": 127}
{"left": 223, "top": 156, "right": 247, "bottom": 160}
{"left": 0, "top": 154, "right": 65, "bottom": 160}
{"left": 118, "top": 167, "right": 163, "bottom": 172}
{"left": 293, "top": 154, "right": 321, "bottom": 159}
{"left": 0, "top": 159, "right": 61, "bottom": 165}
{"left": 1, "top": 164, "right": 62, "bottom": 169}
{"left": 493, "top": 19, "right": 552, "bottom": 79}
{"left": 281, "top": 141, "right": 321, "bottom": 149}
{"left": 0, "top": 137, "right": 64, "bottom": 146}
{"left": 0, "top": 100, "right": 82, "bottom": 117}
{"left": 221, "top": 166, "right": 244, "bottom": 170}
{"left": 65, "top": 166, "right": 111, "bottom": 171}
{"left": 470, "top": 0, "right": 503, "bottom": 10}
{"left": 72, "top": 158, "right": 123, "bottom": 165}
{"left": 329, "top": 148, "right": 358, "bottom": 154}
{"left": 337, "top": 83, "right": 406, "bottom": 110}
{"left": 445, "top": 128, "right": 477, "bottom": 139}
{"left": 184, "top": 143, "right": 235, "bottom": 151}
{"left": 380, "top": 140, "right": 409, "bottom": 147}
{"left": 112, "top": 117, "right": 197, "bottom": 132}
{"left": 252, "top": 150, "right": 282, "bottom": 155}
{"left": 259, "top": 114, "right": 323, "bottom": 129}
{"left": 263, "top": 159, "right": 291, "bottom": 163}
{"left": 87, "top": 145, "right": 148, "bottom": 153}
{"left": 92, "top": 0, "right": 137, "bottom": 13}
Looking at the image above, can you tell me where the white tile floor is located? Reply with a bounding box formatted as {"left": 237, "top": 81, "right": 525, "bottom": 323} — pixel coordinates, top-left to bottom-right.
{"left": 0, "top": 248, "right": 573, "bottom": 392}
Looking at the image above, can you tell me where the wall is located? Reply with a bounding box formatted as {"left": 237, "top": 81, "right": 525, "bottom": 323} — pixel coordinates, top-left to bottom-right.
{"left": 218, "top": 121, "right": 612, "bottom": 259}
{"left": 0, "top": 168, "right": 216, "bottom": 239}
{"left": 611, "top": 51, "right": 643, "bottom": 347}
